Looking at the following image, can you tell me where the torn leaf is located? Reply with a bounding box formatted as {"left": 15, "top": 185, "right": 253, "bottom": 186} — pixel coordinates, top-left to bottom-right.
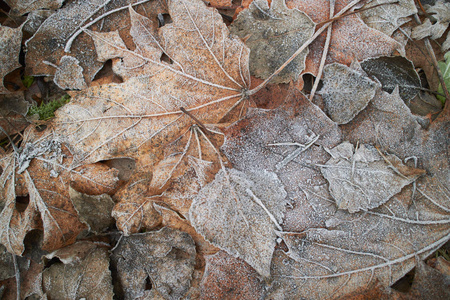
{"left": 190, "top": 168, "right": 288, "bottom": 278}
{"left": 0, "top": 24, "right": 22, "bottom": 94}
{"left": 111, "top": 227, "right": 196, "bottom": 300}
{"left": 320, "top": 141, "right": 425, "bottom": 213}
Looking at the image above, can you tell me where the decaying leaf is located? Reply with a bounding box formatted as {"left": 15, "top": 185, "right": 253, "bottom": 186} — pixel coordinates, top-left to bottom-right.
{"left": 268, "top": 176, "right": 450, "bottom": 299}
{"left": 230, "top": 0, "right": 315, "bottom": 83}
{"left": 0, "top": 24, "right": 22, "bottom": 94}
{"left": 341, "top": 87, "right": 425, "bottom": 158}
{"left": 5, "top": 0, "right": 63, "bottom": 16}
{"left": 319, "top": 63, "right": 379, "bottom": 124}
{"left": 70, "top": 187, "right": 115, "bottom": 235}
{"left": 412, "top": 0, "right": 450, "bottom": 50}
{"left": 222, "top": 89, "right": 342, "bottom": 232}
{"left": 200, "top": 251, "right": 265, "bottom": 300}
{"left": 111, "top": 227, "right": 196, "bottom": 300}
{"left": 359, "top": 0, "right": 417, "bottom": 36}
{"left": 53, "top": 56, "right": 88, "bottom": 90}
{"left": 40, "top": 241, "right": 114, "bottom": 299}
{"left": 0, "top": 92, "right": 30, "bottom": 139}
{"left": 361, "top": 56, "right": 422, "bottom": 101}
{"left": 25, "top": 0, "right": 168, "bottom": 87}
{"left": 320, "top": 141, "right": 425, "bottom": 213}
{"left": 54, "top": 0, "right": 249, "bottom": 170}
{"left": 286, "top": 0, "right": 402, "bottom": 81}
{"left": 190, "top": 168, "right": 287, "bottom": 278}
{"left": 0, "top": 127, "right": 118, "bottom": 255}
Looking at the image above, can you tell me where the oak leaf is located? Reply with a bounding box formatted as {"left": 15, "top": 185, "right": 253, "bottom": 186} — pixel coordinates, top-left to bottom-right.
{"left": 0, "top": 126, "right": 118, "bottom": 255}
{"left": 0, "top": 24, "right": 22, "bottom": 94}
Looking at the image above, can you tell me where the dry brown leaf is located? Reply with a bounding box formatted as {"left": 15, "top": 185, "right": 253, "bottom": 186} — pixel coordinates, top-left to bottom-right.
{"left": 110, "top": 227, "right": 196, "bottom": 300}
{"left": 0, "top": 24, "right": 22, "bottom": 94}
{"left": 320, "top": 141, "right": 425, "bottom": 213}
{"left": 200, "top": 251, "right": 265, "bottom": 300}
{"left": 39, "top": 241, "right": 114, "bottom": 299}
{"left": 0, "top": 92, "right": 30, "bottom": 139}
{"left": 53, "top": 0, "right": 250, "bottom": 174}
{"left": 268, "top": 176, "right": 450, "bottom": 299}
{"left": 5, "top": 0, "right": 63, "bottom": 16}
{"left": 0, "top": 126, "right": 118, "bottom": 255}
{"left": 286, "top": 0, "right": 402, "bottom": 81}
{"left": 230, "top": 0, "right": 315, "bottom": 83}
{"left": 319, "top": 62, "right": 379, "bottom": 124}
{"left": 359, "top": 0, "right": 417, "bottom": 36}
{"left": 190, "top": 168, "right": 288, "bottom": 278}
{"left": 25, "top": 0, "right": 168, "bottom": 87}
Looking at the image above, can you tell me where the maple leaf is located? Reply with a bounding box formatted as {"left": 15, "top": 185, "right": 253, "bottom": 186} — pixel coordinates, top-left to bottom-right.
{"left": 5, "top": 0, "right": 64, "bottom": 16}
{"left": 0, "top": 126, "right": 118, "bottom": 255}
{"left": 25, "top": 0, "right": 169, "bottom": 88}
{"left": 53, "top": 0, "right": 250, "bottom": 175}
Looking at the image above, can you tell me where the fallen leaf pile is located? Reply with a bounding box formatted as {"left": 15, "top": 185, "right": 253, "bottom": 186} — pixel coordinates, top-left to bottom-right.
{"left": 0, "top": 0, "right": 449, "bottom": 299}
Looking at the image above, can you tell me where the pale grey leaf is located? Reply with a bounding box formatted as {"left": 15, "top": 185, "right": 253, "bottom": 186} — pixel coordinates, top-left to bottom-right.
{"left": 0, "top": 24, "right": 22, "bottom": 94}
{"left": 54, "top": 56, "right": 87, "bottom": 90}
{"left": 320, "top": 63, "right": 379, "bottom": 124}
{"left": 321, "top": 141, "right": 425, "bottom": 213}
{"left": 189, "top": 168, "right": 288, "bottom": 277}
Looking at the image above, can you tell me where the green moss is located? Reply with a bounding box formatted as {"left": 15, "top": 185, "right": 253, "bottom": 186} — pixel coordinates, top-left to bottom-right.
{"left": 28, "top": 94, "right": 71, "bottom": 120}
{"left": 437, "top": 51, "right": 450, "bottom": 104}
{"left": 22, "top": 75, "right": 35, "bottom": 88}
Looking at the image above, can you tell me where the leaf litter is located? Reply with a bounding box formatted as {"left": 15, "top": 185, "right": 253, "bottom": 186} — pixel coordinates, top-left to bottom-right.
{"left": 0, "top": 0, "right": 449, "bottom": 298}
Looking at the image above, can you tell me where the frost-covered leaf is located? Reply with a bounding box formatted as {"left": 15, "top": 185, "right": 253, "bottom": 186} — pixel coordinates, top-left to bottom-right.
{"left": 359, "top": 0, "right": 417, "bottom": 36}
{"left": 230, "top": 0, "right": 315, "bottom": 83}
{"left": 412, "top": 0, "right": 450, "bottom": 42}
{"left": 0, "top": 24, "right": 22, "bottom": 94}
{"left": 53, "top": 56, "right": 88, "bottom": 90}
{"left": 40, "top": 241, "right": 114, "bottom": 299}
{"left": 111, "top": 227, "right": 196, "bottom": 300}
{"left": 0, "top": 127, "right": 118, "bottom": 255}
{"left": 361, "top": 56, "right": 421, "bottom": 101}
{"left": 25, "top": 0, "right": 168, "bottom": 86}
{"left": 342, "top": 87, "right": 423, "bottom": 156}
{"left": 190, "top": 168, "right": 288, "bottom": 278}
{"left": 268, "top": 175, "right": 450, "bottom": 299}
{"left": 200, "top": 251, "right": 265, "bottom": 299}
{"left": 319, "top": 63, "right": 379, "bottom": 124}
{"left": 222, "top": 89, "right": 342, "bottom": 232}
{"left": 320, "top": 141, "right": 425, "bottom": 213}
{"left": 286, "top": 0, "right": 401, "bottom": 83}
{"left": 54, "top": 0, "right": 249, "bottom": 169}
{"left": 5, "top": 0, "right": 63, "bottom": 16}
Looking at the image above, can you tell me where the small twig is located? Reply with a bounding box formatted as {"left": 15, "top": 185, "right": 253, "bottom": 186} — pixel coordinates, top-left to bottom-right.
{"left": 310, "top": 0, "right": 335, "bottom": 101}
{"left": 180, "top": 107, "right": 208, "bottom": 132}
{"left": 12, "top": 254, "right": 20, "bottom": 300}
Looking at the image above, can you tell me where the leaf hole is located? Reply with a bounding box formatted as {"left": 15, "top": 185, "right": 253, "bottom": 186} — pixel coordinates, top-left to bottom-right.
{"left": 161, "top": 53, "right": 173, "bottom": 64}
{"left": 157, "top": 13, "right": 172, "bottom": 27}
{"left": 92, "top": 60, "right": 123, "bottom": 84}
{"left": 145, "top": 276, "right": 153, "bottom": 290}
{"left": 35, "top": 124, "right": 47, "bottom": 132}
{"left": 102, "top": 158, "right": 136, "bottom": 181}
{"left": 391, "top": 267, "right": 415, "bottom": 292}
{"left": 15, "top": 195, "right": 30, "bottom": 212}
{"left": 168, "top": 247, "right": 190, "bottom": 260}
{"left": 43, "top": 256, "right": 62, "bottom": 269}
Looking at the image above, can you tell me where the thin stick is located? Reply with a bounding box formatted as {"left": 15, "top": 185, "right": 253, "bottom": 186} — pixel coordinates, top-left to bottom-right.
{"left": 310, "top": 0, "right": 335, "bottom": 101}
{"left": 248, "top": 0, "right": 362, "bottom": 95}
{"left": 12, "top": 254, "right": 20, "bottom": 300}
{"left": 180, "top": 107, "right": 208, "bottom": 132}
